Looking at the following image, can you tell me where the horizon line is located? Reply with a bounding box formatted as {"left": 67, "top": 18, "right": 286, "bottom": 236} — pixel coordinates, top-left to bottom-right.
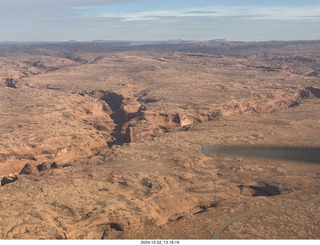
{"left": 1, "top": 39, "right": 320, "bottom": 44}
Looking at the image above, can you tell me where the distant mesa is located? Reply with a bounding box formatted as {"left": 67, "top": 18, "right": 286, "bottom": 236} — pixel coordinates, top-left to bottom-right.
{"left": 65, "top": 39, "right": 132, "bottom": 46}
{"left": 209, "top": 39, "right": 227, "bottom": 43}
{"left": 67, "top": 40, "right": 78, "bottom": 43}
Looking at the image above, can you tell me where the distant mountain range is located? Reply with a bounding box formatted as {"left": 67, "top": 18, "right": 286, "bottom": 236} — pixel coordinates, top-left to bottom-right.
{"left": 0, "top": 39, "right": 228, "bottom": 46}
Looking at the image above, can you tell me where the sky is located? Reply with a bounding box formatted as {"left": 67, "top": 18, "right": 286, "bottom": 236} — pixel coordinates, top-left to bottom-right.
{"left": 0, "top": 0, "right": 320, "bottom": 42}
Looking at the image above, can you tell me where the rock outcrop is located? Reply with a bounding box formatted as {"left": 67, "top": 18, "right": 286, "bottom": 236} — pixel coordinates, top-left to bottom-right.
{"left": 19, "top": 163, "right": 36, "bottom": 175}
{"left": 1, "top": 175, "right": 18, "bottom": 186}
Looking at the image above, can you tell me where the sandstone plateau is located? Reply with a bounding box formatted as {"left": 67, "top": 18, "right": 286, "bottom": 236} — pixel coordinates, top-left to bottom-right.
{"left": 0, "top": 41, "right": 319, "bottom": 239}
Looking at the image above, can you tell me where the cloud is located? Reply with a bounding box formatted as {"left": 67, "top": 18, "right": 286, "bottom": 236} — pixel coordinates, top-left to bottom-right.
{"left": 244, "top": 5, "right": 320, "bottom": 21}
{"left": 0, "top": 0, "right": 136, "bottom": 6}
{"left": 97, "top": 9, "right": 222, "bottom": 21}
{"left": 1, "top": 1, "right": 320, "bottom": 42}
{"left": 188, "top": 10, "right": 220, "bottom": 14}
{"left": 93, "top": 4, "right": 320, "bottom": 22}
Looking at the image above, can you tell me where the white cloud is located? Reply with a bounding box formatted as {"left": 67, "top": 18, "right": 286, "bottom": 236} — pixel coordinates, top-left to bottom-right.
{"left": 241, "top": 5, "right": 320, "bottom": 21}
{"left": 94, "top": 5, "right": 320, "bottom": 22}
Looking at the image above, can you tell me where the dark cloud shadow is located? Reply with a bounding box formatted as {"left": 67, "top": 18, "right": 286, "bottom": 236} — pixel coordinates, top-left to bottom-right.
{"left": 202, "top": 145, "right": 320, "bottom": 163}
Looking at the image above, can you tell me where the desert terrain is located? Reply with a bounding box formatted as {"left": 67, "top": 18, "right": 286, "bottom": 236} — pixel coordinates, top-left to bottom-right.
{"left": 0, "top": 40, "right": 320, "bottom": 239}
